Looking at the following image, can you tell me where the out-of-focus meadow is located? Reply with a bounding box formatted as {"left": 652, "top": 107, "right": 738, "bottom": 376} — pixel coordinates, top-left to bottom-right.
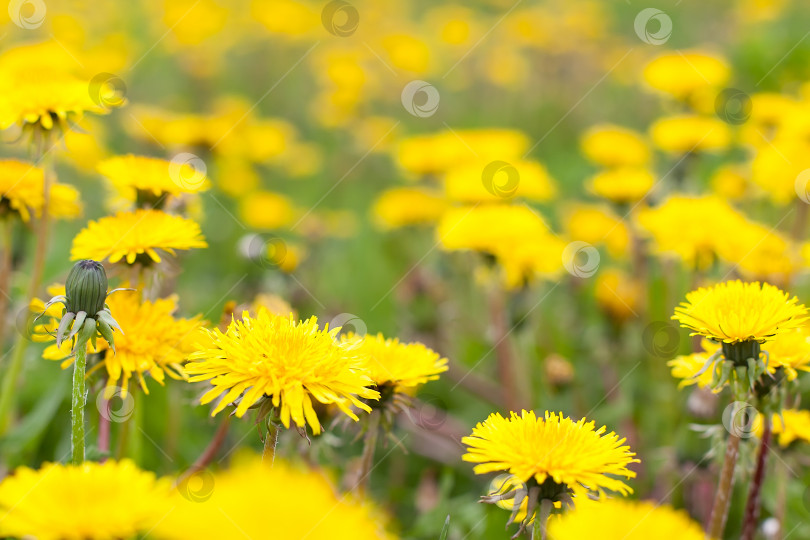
{"left": 2, "top": 0, "right": 810, "bottom": 538}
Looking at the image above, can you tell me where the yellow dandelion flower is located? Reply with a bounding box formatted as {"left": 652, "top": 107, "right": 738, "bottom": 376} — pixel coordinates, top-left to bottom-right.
{"left": 238, "top": 190, "right": 296, "bottom": 230}
{"left": 668, "top": 340, "right": 721, "bottom": 389}
{"left": 185, "top": 310, "right": 379, "bottom": 434}
{"left": 754, "top": 409, "right": 810, "bottom": 447}
{"left": 595, "top": 268, "right": 641, "bottom": 321}
{"left": 0, "top": 460, "right": 172, "bottom": 540}
{"left": 563, "top": 204, "right": 629, "bottom": 258}
{"left": 637, "top": 195, "right": 747, "bottom": 269}
{"left": 710, "top": 166, "right": 749, "bottom": 200}
{"left": 588, "top": 167, "right": 655, "bottom": 203}
{"left": 650, "top": 115, "right": 731, "bottom": 154}
{"left": 751, "top": 137, "right": 810, "bottom": 205}
{"left": 44, "top": 289, "right": 205, "bottom": 397}
{"left": 71, "top": 209, "right": 207, "bottom": 264}
{"left": 155, "top": 455, "right": 394, "bottom": 540}
{"left": 643, "top": 51, "right": 730, "bottom": 101}
{"left": 98, "top": 154, "right": 210, "bottom": 202}
{"left": 437, "top": 204, "right": 549, "bottom": 254}
{"left": 715, "top": 221, "right": 798, "bottom": 281}
{"left": 548, "top": 498, "right": 706, "bottom": 540}
{"left": 443, "top": 160, "right": 556, "bottom": 203}
{"left": 580, "top": 125, "right": 650, "bottom": 167}
{"left": 398, "top": 129, "right": 529, "bottom": 176}
{"left": 462, "top": 410, "right": 638, "bottom": 497}
{"left": 760, "top": 327, "right": 810, "bottom": 381}
{"left": 673, "top": 280, "right": 808, "bottom": 344}
{"left": 493, "top": 235, "right": 568, "bottom": 288}
{"left": 0, "top": 159, "right": 82, "bottom": 222}
{"left": 343, "top": 332, "right": 448, "bottom": 393}
{"left": 372, "top": 187, "right": 448, "bottom": 229}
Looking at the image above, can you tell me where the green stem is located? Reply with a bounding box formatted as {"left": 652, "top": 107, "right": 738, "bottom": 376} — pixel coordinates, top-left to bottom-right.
{"left": 126, "top": 393, "right": 143, "bottom": 465}
{"left": 357, "top": 411, "right": 381, "bottom": 496}
{"left": 71, "top": 346, "right": 87, "bottom": 465}
{"left": 532, "top": 499, "right": 553, "bottom": 540}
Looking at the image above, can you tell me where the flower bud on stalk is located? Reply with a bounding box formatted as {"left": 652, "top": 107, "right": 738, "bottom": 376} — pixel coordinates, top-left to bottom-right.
{"left": 39, "top": 259, "right": 128, "bottom": 354}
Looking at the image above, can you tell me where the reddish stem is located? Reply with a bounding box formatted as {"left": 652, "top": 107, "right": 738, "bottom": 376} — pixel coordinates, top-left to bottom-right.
{"left": 741, "top": 418, "right": 771, "bottom": 540}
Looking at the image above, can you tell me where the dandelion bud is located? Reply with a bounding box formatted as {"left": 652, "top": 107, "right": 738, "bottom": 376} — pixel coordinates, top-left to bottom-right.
{"left": 65, "top": 260, "right": 108, "bottom": 316}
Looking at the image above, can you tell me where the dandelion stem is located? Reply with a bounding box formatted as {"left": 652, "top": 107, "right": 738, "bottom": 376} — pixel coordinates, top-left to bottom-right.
{"left": 262, "top": 416, "right": 280, "bottom": 465}
{"left": 741, "top": 417, "right": 771, "bottom": 540}
{"left": 532, "top": 498, "right": 553, "bottom": 540}
{"left": 708, "top": 430, "right": 741, "bottom": 538}
{"left": 0, "top": 219, "right": 14, "bottom": 352}
{"left": 357, "top": 410, "right": 380, "bottom": 496}
{"left": 71, "top": 346, "right": 87, "bottom": 465}
{"left": 487, "top": 281, "right": 523, "bottom": 412}
{"left": 176, "top": 416, "right": 231, "bottom": 486}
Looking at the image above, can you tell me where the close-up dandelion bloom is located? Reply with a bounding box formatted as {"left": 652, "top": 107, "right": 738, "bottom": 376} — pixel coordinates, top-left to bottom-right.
{"left": 672, "top": 281, "right": 808, "bottom": 344}
{"left": 186, "top": 309, "right": 379, "bottom": 433}
{"left": 6, "top": 1, "right": 810, "bottom": 538}
{"left": 0, "top": 460, "right": 172, "bottom": 540}
{"left": 70, "top": 209, "right": 208, "bottom": 264}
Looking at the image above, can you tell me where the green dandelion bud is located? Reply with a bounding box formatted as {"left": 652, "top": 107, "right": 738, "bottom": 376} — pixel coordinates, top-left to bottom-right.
{"left": 38, "top": 259, "right": 131, "bottom": 354}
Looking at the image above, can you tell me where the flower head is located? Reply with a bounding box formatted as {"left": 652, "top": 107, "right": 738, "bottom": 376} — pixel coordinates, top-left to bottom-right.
{"left": 650, "top": 115, "right": 730, "bottom": 154}
{"left": 672, "top": 281, "right": 808, "bottom": 345}
{"left": 71, "top": 209, "right": 207, "bottom": 265}
{"left": 41, "top": 288, "right": 204, "bottom": 398}
{"left": 372, "top": 187, "right": 447, "bottom": 229}
{"left": 0, "top": 159, "right": 81, "bottom": 222}
{"left": 343, "top": 332, "right": 448, "bottom": 396}
{"left": 443, "top": 160, "right": 556, "bottom": 203}
{"left": 588, "top": 167, "right": 654, "bottom": 204}
{"left": 643, "top": 51, "right": 730, "bottom": 101}
{"left": 548, "top": 498, "right": 706, "bottom": 540}
{"left": 0, "top": 460, "right": 172, "bottom": 540}
{"left": 755, "top": 409, "right": 810, "bottom": 447}
{"left": 98, "top": 154, "right": 210, "bottom": 206}
{"left": 580, "top": 125, "right": 650, "bottom": 167}
{"left": 463, "top": 410, "right": 638, "bottom": 495}
{"left": 155, "top": 456, "right": 394, "bottom": 540}
{"left": 186, "top": 310, "right": 379, "bottom": 434}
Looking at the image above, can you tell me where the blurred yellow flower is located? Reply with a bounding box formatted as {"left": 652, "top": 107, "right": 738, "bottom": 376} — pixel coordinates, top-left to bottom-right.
{"left": 98, "top": 154, "right": 210, "bottom": 203}
{"left": 0, "top": 460, "right": 172, "bottom": 540}
{"left": 437, "top": 203, "right": 549, "bottom": 254}
{"left": 238, "top": 191, "right": 296, "bottom": 230}
{"left": 588, "top": 167, "right": 654, "bottom": 203}
{"left": 186, "top": 310, "right": 379, "bottom": 434}
{"left": 762, "top": 327, "right": 810, "bottom": 381}
{"left": 754, "top": 409, "right": 810, "bottom": 447}
{"left": 643, "top": 51, "right": 730, "bottom": 101}
{"left": 251, "top": 0, "right": 319, "bottom": 38}
{"left": 595, "top": 269, "right": 641, "bottom": 321}
{"left": 580, "top": 125, "right": 650, "bottom": 167}
{"left": 710, "top": 166, "right": 750, "bottom": 200}
{"left": 71, "top": 209, "right": 208, "bottom": 264}
{"left": 444, "top": 160, "right": 556, "bottom": 203}
{"left": 156, "top": 456, "right": 395, "bottom": 540}
{"left": 343, "top": 332, "right": 448, "bottom": 393}
{"left": 0, "top": 160, "right": 82, "bottom": 222}
{"left": 548, "top": 498, "right": 705, "bottom": 540}
{"left": 668, "top": 340, "right": 720, "bottom": 390}
{"left": 372, "top": 187, "right": 448, "bottom": 229}
{"left": 650, "top": 115, "right": 731, "bottom": 154}
{"left": 494, "top": 235, "right": 568, "bottom": 288}
{"left": 381, "top": 34, "right": 431, "bottom": 74}
{"left": 564, "top": 204, "right": 629, "bottom": 258}
{"left": 398, "top": 129, "right": 529, "bottom": 176}
{"left": 751, "top": 138, "right": 810, "bottom": 205}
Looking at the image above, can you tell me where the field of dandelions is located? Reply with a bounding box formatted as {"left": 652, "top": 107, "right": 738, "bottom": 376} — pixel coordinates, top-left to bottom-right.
{"left": 3, "top": 1, "right": 810, "bottom": 539}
